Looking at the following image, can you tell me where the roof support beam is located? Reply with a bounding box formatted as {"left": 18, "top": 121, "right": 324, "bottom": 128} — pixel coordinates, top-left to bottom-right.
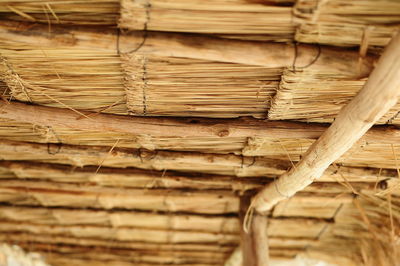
{"left": 251, "top": 32, "right": 400, "bottom": 213}
{"left": 2, "top": 101, "right": 400, "bottom": 143}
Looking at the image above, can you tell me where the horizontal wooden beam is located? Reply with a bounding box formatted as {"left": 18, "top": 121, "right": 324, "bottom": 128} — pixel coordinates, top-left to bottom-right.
{"left": 1, "top": 100, "right": 400, "bottom": 143}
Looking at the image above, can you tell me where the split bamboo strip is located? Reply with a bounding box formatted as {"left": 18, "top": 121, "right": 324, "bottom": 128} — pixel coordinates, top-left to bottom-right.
{"left": 0, "top": 233, "right": 235, "bottom": 252}
{"left": 1, "top": 138, "right": 400, "bottom": 181}
{"left": 0, "top": 233, "right": 316, "bottom": 259}
{"left": 0, "top": 160, "right": 270, "bottom": 191}
{"left": 0, "top": 0, "right": 120, "bottom": 25}
{"left": 0, "top": 139, "right": 289, "bottom": 177}
{"left": 0, "top": 179, "right": 239, "bottom": 214}
{"left": 268, "top": 69, "right": 400, "bottom": 124}
{"left": 251, "top": 32, "right": 400, "bottom": 212}
{"left": 243, "top": 136, "right": 400, "bottom": 171}
{"left": 0, "top": 21, "right": 376, "bottom": 74}
{"left": 0, "top": 205, "right": 239, "bottom": 233}
{"left": 119, "top": 0, "right": 295, "bottom": 41}
{"left": 0, "top": 160, "right": 385, "bottom": 190}
{"left": 0, "top": 179, "right": 364, "bottom": 216}
{"left": 121, "top": 54, "right": 281, "bottom": 118}
{"left": 11, "top": 242, "right": 228, "bottom": 265}
{"left": 0, "top": 219, "right": 328, "bottom": 242}
{"left": 294, "top": 0, "right": 400, "bottom": 47}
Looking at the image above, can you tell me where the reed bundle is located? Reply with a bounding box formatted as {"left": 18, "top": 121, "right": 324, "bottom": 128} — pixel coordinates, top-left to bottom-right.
{"left": 1, "top": 42, "right": 281, "bottom": 119}
{"left": 0, "top": 46, "right": 128, "bottom": 115}
{"left": 119, "top": 0, "right": 295, "bottom": 41}
{"left": 122, "top": 54, "right": 281, "bottom": 118}
{"left": 268, "top": 69, "right": 400, "bottom": 124}
{"left": 294, "top": 0, "right": 400, "bottom": 47}
{"left": 0, "top": 0, "right": 119, "bottom": 25}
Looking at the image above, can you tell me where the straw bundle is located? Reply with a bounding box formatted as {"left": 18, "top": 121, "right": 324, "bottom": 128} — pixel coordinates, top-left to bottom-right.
{"left": 119, "top": 0, "right": 295, "bottom": 41}
{"left": 268, "top": 69, "right": 400, "bottom": 124}
{"left": 0, "top": 42, "right": 281, "bottom": 119}
{"left": 294, "top": 0, "right": 400, "bottom": 47}
{"left": 0, "top": 0, "right": 119, "bottom": 25}
{"left": 122, "top": 54, "right": 281, "bottom": 118}
{"left": 0, "top": 46, "right": 128, "bottom": 115}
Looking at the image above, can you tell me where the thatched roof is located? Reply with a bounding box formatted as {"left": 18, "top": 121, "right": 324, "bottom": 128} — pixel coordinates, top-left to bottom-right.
{"left": 0, "top": 1, "right": 399, "bottom": 265}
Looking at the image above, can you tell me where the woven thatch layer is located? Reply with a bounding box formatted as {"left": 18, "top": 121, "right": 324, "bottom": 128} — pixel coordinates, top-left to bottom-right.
{"left": 268, "top": 69, "right": 400, "bottom": 124}
{"left": 294, "top": 0, "right": 400, "bottom": 47}
{"left": 122, "top": 54, "right": 280, "bottom": 118}
{"left": 0, "top": 46, "right": 281, "bottom": 118}
{"left": 0, "top": 0, "right": 120, "bottom": 25}
{"left": 119, "top": 0, "right": 295, "bottom": 38}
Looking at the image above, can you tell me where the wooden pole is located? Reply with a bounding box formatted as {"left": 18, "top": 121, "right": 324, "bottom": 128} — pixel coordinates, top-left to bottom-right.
{"left": 240, "top": 194, "right": 269, "bottom": 266}
{"left": 2, "top": 101, "right": 400, "bottom": 143}
{"left": 251, "top": 32, "right": 400, "bottom": 213}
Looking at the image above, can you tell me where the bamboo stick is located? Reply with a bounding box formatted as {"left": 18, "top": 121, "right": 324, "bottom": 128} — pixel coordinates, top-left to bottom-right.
{"left": 0, "top": 21, "right": 377, "bottom": 75}
{"left": 251, "top": 32, "right": 400, "bottom": 213}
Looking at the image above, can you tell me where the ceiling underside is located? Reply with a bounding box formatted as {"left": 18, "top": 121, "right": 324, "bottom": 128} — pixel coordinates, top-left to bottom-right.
{"left": 0, "top": 1, "right": 399, "bottom": 265}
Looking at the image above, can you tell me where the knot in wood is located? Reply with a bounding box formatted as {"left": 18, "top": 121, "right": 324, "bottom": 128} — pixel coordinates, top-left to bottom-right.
{"left": 217, "top": 129, "right": 230, "bottom": 137}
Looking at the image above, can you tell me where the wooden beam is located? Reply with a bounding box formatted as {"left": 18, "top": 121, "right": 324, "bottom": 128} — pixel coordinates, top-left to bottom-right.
{"left": 240, "top": 194, "right": 269, "bottom": 266}
{"left": 0, "top": 21, "right": 376, "bottom": 75}
{"left": 2, "top": 101, "right": 400, "bottom": 144}
{"left": 251, "top": 32, "right": 400, "bottom": 213}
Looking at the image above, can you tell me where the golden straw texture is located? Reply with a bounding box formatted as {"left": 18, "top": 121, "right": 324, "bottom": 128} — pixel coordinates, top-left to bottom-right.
{"left": 294, "top": 0, "right": 400, "bottom": 47}
{"left": 120, "top": 0, "right": 295, "bottom": 41}
{"left": 122, "top": 54, "right": 281, "bottom": 118}
{"left": 0, "top": 0, "right": 119, "bottom": 25}
{"left": 268, "top": 69, "right": 400, "bottom": 124}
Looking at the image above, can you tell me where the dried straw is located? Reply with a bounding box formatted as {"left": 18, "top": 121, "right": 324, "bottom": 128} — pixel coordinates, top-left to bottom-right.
{"left": 268, "top": 69, "right": 400, "bottom": 124}
{"left": 0, "top": 44, "right": 282, "bottom": 119}
{"left": 294, "top": 0, "right": 400, "bottom": 47}
{"left": 122, "top": 54, "right": 281, "bottom": 118}
{"left": 0, "top": 0, "right": 120, "bottom": 25}
{"left": 0, "top": 46, "right": 127, "bottom": 115}
{"left": 119, "top": 0, "right": 295, "bottom": 41}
